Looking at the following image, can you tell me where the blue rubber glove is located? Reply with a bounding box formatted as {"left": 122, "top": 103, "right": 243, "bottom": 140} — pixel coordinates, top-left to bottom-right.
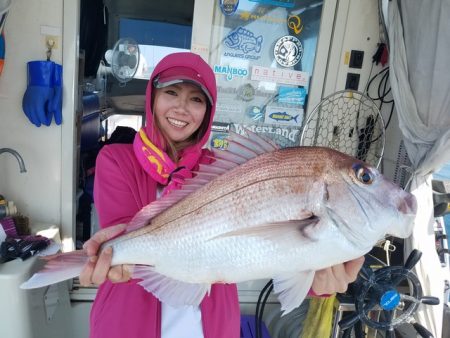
{"left": 22, "top": 61, "right": 54, "bottom": 127}
{"left": 49, "top": 63, "right": 63, "bottom": 125}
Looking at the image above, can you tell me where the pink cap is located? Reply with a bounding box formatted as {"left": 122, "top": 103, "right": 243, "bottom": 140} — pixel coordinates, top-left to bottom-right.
{"left": 153, "top": 66, "right": 213, "bottom": 105}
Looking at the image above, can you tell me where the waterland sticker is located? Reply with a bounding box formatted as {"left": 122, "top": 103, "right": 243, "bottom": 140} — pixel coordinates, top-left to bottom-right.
{"left": 232, "top": 123, "right": 301, "bottom": 147}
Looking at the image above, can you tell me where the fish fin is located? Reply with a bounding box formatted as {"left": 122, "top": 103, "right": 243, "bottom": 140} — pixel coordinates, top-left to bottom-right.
{"left": 294, "top": 114, "right": 299, "bottom": 123}
{"left": 273, "top": 270, "right": 315, "bottom": 315}
{"left": 129, "top": 130, "right": 279, "bottom": 232}
{"left": 20, "top": 250, "right": 88, "bottom": 289}
{"left": 133, "top": 265, "right": 210, "bottom": 306}
{"left": 212, "top": 216, "right": 319, "bottom": 241}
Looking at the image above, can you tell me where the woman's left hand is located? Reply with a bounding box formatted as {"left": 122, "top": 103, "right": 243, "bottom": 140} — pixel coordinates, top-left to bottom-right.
{"left": 311, "top": 256, "right": 365, "bottom": 295}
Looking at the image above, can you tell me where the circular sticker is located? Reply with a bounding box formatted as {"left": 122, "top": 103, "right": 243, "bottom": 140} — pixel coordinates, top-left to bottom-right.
{"left": 237, "top": 83, "right": 255, "bottom": 101}
{"left": 273, "top": 35, "right": 303, "bottom": 68}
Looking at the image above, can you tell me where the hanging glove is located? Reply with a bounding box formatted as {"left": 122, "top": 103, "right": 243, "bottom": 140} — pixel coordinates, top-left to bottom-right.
{"left": 49, "top": 63, "right": 63, "bottom": 125}
{"left": 22, "top": 61, "right": 54, "bottom": 127}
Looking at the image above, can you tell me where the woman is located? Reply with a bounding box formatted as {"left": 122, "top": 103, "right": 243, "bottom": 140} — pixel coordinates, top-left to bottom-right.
{"left": 81, "top": 52, "right": 364, "bottom": 338}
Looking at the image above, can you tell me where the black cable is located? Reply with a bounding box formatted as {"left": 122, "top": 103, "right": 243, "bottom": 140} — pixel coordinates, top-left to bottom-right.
{"left": 255, "top": 279, "right": 273, "bottom": 338}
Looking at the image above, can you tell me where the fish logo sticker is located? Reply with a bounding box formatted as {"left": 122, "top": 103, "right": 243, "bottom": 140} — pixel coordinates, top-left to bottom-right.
{"left": 220, "top": 0, "right": 239, "bottom": 16}
{"left": 265, "top": 105, "right": 304, "bottom": 126}
{"left": 274, "top": 35, "right": 303, "bottom": 67}
{"left": 225, "top": 27, "right": 263, "bottom": 54}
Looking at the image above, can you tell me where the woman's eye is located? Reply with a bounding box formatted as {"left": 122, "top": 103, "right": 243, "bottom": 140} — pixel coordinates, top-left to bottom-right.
{"left": 191, "top": 96, "right": 204, "bottom": 103}
{"left": 165, "top": 90, "right": 177, "bottom": 96}
{"left": 353, "top": 164, "right": 373, "bottom": 184}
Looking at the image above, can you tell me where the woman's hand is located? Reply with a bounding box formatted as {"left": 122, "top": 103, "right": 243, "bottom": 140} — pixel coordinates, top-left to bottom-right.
{"left": 311, "top": 256, "right": 365, "bottom": 295}
{"left": 79, "top": 223, "right": 133, "bottom": 286}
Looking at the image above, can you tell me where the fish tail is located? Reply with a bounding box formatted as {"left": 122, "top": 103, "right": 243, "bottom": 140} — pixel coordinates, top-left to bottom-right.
{"left": 20, "top": 250, "right": 88, "bottom": 289}
{"left": 294, "top": 114, "right": 299, "bottom": 123}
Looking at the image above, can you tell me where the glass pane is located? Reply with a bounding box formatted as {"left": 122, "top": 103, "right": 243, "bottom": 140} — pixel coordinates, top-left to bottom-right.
{"left": 209, "top": 0, "right": 324, "bottom": 148}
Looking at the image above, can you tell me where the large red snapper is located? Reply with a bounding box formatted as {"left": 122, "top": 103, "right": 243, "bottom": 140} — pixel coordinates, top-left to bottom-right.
{"left": 21, "top": 132, "right": 416, "bottom": 314}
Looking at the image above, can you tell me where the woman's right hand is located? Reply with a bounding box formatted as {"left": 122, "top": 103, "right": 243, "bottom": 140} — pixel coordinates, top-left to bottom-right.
{"left": 79, "top": 223, "right": 133, "bottom": 286}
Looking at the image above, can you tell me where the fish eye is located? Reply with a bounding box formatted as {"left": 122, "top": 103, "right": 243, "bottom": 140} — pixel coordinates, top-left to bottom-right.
{"left": 353, "top": 164, "right": 373, "bottom": 184}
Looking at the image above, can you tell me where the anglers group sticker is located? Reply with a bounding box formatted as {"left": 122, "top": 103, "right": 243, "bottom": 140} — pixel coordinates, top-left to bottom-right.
{"left": 224, "top": 27, "right": 263, "bottom": 60}
{"left": 219, "top": 0, "right": 239, "bottom": 16}
{"left": 274, "top": 35, "right": 303, "bottom": 67}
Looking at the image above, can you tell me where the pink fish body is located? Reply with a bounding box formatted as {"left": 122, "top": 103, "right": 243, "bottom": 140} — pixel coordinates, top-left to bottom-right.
{"left": 21, "top": 131, "right": 416, "bottom": 314}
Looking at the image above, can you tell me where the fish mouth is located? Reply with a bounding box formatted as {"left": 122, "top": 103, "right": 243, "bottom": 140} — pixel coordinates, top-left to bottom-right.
{"left": 397, "top": 193, "right": 417, "bottom": 216}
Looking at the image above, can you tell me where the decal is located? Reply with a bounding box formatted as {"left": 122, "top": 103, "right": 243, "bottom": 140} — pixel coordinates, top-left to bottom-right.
{"left": 251, "top": 65, "right": 309, "bottom": 87}
{"left": 287, "top": 15, "right": 303, "bottom": 35}
{"left": 248, "top": 0, "right": 295, "bottom": 8}
{"left": 212, "top": 121, "right": 231, "bottom": 133}
{"left": 210, "top": 132, "right": 229, "bottom": 150}
{"left": 219, "top": 0, "right": 239, "bottom": 16}
{"left": 232, "top": 123, "right": 301, "bottom": 148}
{"left": 239, "top": 11, "right": 287, "bottom": 25}
{"left": 237, "top": 83, "right": 256, "bottom": 101}
{"left": 214, "top": 64, "right": 249, "bottom": 81}
{"left": 218, "top": 86, "right": 274, "bottom": 99}
{"left": 224, "top": 27, "right": 263, "bottom": 59}
{"left": 246, "top": 106, "right": 264, "bottom": 121}
{"left": 216, "top": 100, "right": 245, "bottom": 116}
{"left": 278, "top": 86, "right": 307, "bottom": 106}
{"left": 264, "top": 105, "right": 304, "bottom": 126}
{"left": 274, "top": 35, "right": 303, "bottom": 67}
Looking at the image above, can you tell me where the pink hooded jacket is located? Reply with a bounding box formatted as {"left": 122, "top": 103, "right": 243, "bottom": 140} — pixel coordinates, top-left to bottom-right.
{"left": 91, "top": 53, "right": 240, "bottom": 338}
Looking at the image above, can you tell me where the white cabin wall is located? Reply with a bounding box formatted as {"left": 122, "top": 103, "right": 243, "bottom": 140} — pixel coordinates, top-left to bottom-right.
{"left": 0, "top": 0, "right": 63, "bottom": 226}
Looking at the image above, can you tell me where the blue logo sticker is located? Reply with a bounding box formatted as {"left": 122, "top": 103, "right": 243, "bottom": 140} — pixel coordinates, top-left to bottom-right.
{"left": 248, "top": 0, "right": 294, "bottom": 8}
{"left": 380, "top": 290, "right": 401, "bottom": 311}
{"left": 220, "top": 0, "right": 239, "bottom": 16}
{"left": 246, "top": 106, "right": 264, "bottom": 121}
{"left": 224, "top": 27, "right": 263, "bottom": 55}
{"left": 278, "top": 87, "right": 307, "bottom": 106}
{"left": 214, "top": 64, "right": 249, "bottom": 81}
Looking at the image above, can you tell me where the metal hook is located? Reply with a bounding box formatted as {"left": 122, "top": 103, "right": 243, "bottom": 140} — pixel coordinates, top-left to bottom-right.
{"left": 46, "top": 38, "right": 55, "bottom": 61}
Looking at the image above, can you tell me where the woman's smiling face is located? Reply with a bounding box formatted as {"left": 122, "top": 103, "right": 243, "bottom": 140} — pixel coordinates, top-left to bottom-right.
{"left": 153, "top": 82, "right": 208, "bottom": 143}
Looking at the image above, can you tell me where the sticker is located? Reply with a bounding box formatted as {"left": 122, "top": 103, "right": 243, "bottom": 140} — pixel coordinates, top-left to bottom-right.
{"left": 232, "top": 123, "right": 301, "bottom": 148}
{"left": 224, "top": 27, "right": 263, "bottom": 55}
{"left": 210, "top": 132, "right": 229, "bottom": 150}
{"left": 214, "top": 64, "right": 249, "bottom": 81}
{"left": 237, "top": 83, "right": 256, "bottom": 101}
{"left": 265, "top": 105, "right": 304, "bottom": 126}
{"left": 212, "top": 121, "right": 231, "bottom": 133}
{"left": 251, "top": 65, "right": 309, "bottom": 87}
{"left": 287, "top": 15, "right": 303, "bottom": 35}
{"left": 278, "top": 86, "right": 307, "bottom": 106}
{"left": 216, "top": 100, "right": 244, "bottom": 116}
{"left": 240, "top": 11, "right": 287, "bottom": 25}
{"left": 248, "top": 0, "right": 295, "bottom": 8}
{"left": 219, "top": 0, "right": 239, "bottom": 16}
{"left": 274, "top": 35, "right": 303, "bottom": 67}
{"left": 246, "top": 106, "right": 264, "bottom": 121}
